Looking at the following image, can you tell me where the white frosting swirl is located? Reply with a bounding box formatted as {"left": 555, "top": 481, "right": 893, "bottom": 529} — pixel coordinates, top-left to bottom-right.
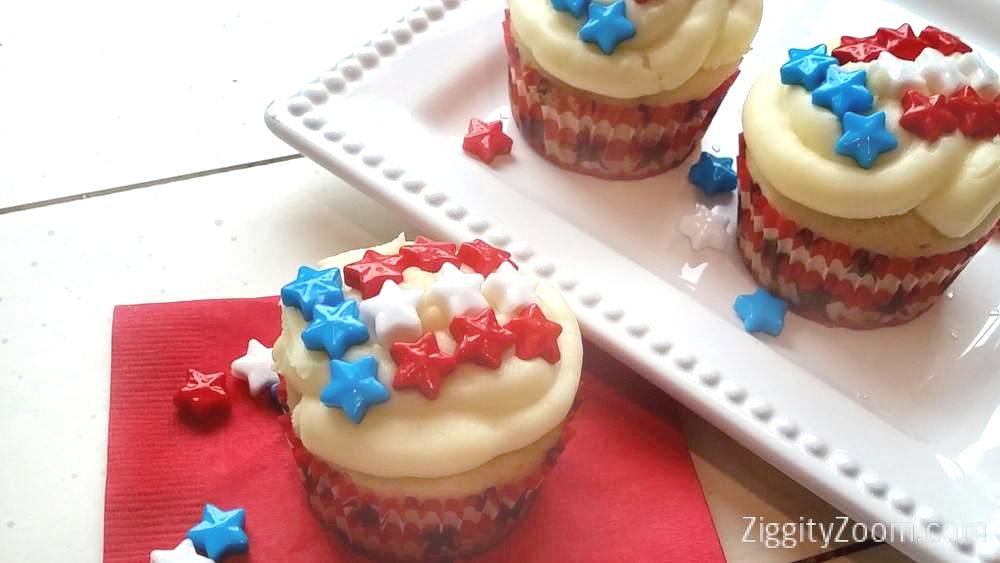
{"left": 273, "top": 237, "right": 583, "bottom": 479}
{"left": 743, "top": 55, "right": 1000, "bottom": 239}
{"left": 508, "top": 0, "right": 763, "bottom": 99}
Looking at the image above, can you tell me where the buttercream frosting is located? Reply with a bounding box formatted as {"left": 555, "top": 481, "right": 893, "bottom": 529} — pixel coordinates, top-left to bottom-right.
{"left": 273, "top": 236, "right": 583, "bottom": 479}
{"left": 507, "top": 0, "right": 763, "bottom": 99}
{"left": 744, "top": 47, "right": 1000, "bottom": 239}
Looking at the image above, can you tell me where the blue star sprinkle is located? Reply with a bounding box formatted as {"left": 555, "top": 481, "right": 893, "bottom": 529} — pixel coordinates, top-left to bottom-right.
{"left": 578, "top": 0, "right": 635, "bottom": 55}
{"left": 812, "top": 67, "right": 874, "bottom": 118}
{"left": 780, "top": 45, "right": 839, "bottom": 91}
{"left": 280, "top": 266, "right": 344, "bottom": 322}
{"left": 835, "top": 112, "right": 899, "bottom": 169}
{"left": 688, "top": 152, "right": 738, "bottom": 196}
{"left": 301, "top": 300, "right": 369, "bottom": 359}
{"left": 734, "top": 289, "right": 789, "bottom": 337}
{"left": 186, "top": 504, "right": 249, "bottom": 561}
{"left": 551, "top": 0, "right": 589, "bottom": 18}
{"left": 320, "top": 356, "right": 390, "bottom": 424}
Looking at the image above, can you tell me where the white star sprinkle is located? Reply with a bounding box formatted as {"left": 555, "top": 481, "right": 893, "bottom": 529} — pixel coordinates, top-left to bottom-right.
{"left": 956, "top": 52, "right": 1000, "bottom": 98}
{"left": 916, "top": 49, "right": 970, "bottom": 95}
{"left": 678, "top": 204, "right": 732, "bottom": 252}
{"left": 150, "top": 539, "right": 213, "bottom": 563}
{"left": 359, "top": 280, "right": 423, "bottom": 346}
{"left": 868, "top": 51, "right": 927, "bottom": 98}
{"left": 231, "top": 338, "right": 279, "bottom": 396}
{"left": 424, "top": 263, "right": 489, "bottom": 320}
{"left": 481, "top": 262, "right": 538, "bottom": 316}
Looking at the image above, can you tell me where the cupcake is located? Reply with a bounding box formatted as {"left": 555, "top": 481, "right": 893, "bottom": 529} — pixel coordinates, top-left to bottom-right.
{"left": 739, "top": 24, "right": 1000, "bottom": 329}
{"left": 505, "top": 0, "right": 763, "bottom": 180}
{"left": 273, "top": 235, "right": 582, "bottom": 560}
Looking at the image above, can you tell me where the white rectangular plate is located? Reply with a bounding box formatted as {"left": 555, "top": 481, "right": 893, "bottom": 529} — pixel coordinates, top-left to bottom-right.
{"left": 266, "top": 1, "right": 1000, "bottom": 561}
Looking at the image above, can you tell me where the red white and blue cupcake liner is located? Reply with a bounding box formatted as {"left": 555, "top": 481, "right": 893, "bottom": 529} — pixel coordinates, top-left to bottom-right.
{"left": 504, "top": 13, "right": 738, "bottom": 180}
{"left": 277, "top": 379, "right": 578, "bottom": 561}
{"left": 737, "top": 136, "right": 995, "bottom": 330}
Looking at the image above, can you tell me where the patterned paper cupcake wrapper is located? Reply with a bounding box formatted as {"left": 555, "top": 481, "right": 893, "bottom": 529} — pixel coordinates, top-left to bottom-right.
{"left": 277, "top": 378, "right": 579, "bottom": 561}
{"left": 504, "top": 13, "right": 738, "bottom": 180}
{"left": 736, "top": 135, "right": 994, "bottom": 330}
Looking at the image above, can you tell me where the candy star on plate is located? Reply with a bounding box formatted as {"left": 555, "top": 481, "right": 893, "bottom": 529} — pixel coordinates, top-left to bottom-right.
{"left": 678, "top": 204, "right": 732, "bottom": 252}
{"left": 231, "top": 339, "right": 279, "bottom": 396}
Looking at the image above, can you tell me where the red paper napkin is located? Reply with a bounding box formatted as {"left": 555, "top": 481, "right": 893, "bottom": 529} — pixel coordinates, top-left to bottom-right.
{"left": 106, "top": 297, "right": 725, "bottom": 562}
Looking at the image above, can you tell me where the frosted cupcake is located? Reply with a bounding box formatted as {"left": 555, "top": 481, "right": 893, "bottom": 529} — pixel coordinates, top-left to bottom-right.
{"left": 739, "top": 25, "right": 1000, "bottom": 329}
{"left": 505, "top": 0, "right": 763, "bottom": 180}
{"left": 273, "top": 235, "right": 582, "bottom": 560}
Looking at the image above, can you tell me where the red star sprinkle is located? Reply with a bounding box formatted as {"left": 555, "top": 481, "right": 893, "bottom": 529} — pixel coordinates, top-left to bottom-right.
{"left": 505, "top": 304, "right": 563, "bottom": 364}
{"left": 832, "top": 42, "right": 886, "bottom": 65}
{"left": 449, "top": 308, "right": 516, "bottom": 369}
{"left": 462, "top": 119, "right": 513, "bottom": 164}
{"left": 390, "top": 334, "right": 458, "bottom": 399}
{"left": 173, "top": 369, "right": 230, "bottom": 421}
{"left": 398, "top": 236, "right": 461, "bottom": 273}
{"left": 919, "top": 26, "right": 972, "bottom": 55}
{"left": 874, "top": 24, "right": 928, "bottom": 60}
{"left": 899, "top": 90, "right": 959, "bottom": 142}
{"left": 343, "top": 250, "right": 407, "bottom": 298}
{"left": 948, "top": 86, "right": 1000, "bottom": 139}
{"left": 457, "top": 239, "right": 517, "bottom": 276}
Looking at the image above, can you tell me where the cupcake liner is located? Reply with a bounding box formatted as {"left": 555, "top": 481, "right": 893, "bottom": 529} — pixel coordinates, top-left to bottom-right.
{"left": 736, "top": 135, "right": 994, "bottom": 330}
{"left": 504, "top": 13, "right": 738, "bottom": 180}
{"left": 278, "top": 379, "right": 580, "bottom": 561}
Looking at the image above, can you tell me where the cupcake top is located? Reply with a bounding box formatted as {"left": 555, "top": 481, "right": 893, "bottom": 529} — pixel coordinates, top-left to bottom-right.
{"left": 273, "top": 236, "right": 582, "bottom": 479}
{"left": 744, "top": 25, "right": 1000, "bottom": 240}
{"left": 507, "top": 0, "right": 763, "bottom": 100}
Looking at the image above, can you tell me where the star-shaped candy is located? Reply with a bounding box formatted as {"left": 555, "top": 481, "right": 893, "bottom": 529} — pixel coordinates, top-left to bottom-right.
{"left": 359, "top": 280, "right": 423, "bottom": 347}
{"left": 462, "top": 119, "right": 513, "bottom": 164}
{"left": 280, "top": 266, "right": 344, "bottom": 322}
{"left": 186, "top": 504, "right": 249, "bottom": 561}
{"left": 230, "top": 339, "right": 279, "bottom": 396}
{"left": 919, "top": 26, "right": 972, "bottom": 56}
{"left": 450, "top": 308, "right": 516, "bottom": 369}
{"left": 457, "top": 239, "right": 516, "bottom": 276}
{"left": 812, "top": 67, "right": 874, "bottom": 118}
{"left": 833, "top": 38, "right": 886, "bottom": 65}
{"left": 505, "top": 304, "right": 562, "bottom": 364}
{"left": 956, "top": 52, "right": 1000, "bottom": 98}
{"left": 390, "top": 333, "right": 457, "bottom": 399}
{"left": 343, "top": 250, "right": 407, "bottom": 299}
{"left": 733, "top": 289, "right": 789, "bottom": 337}
{"left": 173, "top": 369, "right": 230, "bottom": 422}
{"left": 835, "top": 112, "right": 898, "bottom": 169}
{"left": 301, "top": 300, "right": 370, "bottom": 359}
{"left": 948, "top": 86, "right": 1000, "bottom": 139}
{"left": 399, "top": 237, "right": 461, "bottom": 273}
{"left": 150, "top": 539, "right": 213, "bottom": 563}
{"left": 867, "top": 51, "right": 927, "bottom": 98}
{"left": 688, "top": 152, "right": 738, "bottom": 196}
{"left": 874, "top": 24, "right": 927, "bottom": 60}
{"left": 917, "top": 48, "right": 970, "bottom": 95}
{"left": 899, "top": 90, "right": 958, "bottom": 142}
{"left": 425, "top": 263, "right": 489, "bottom": 320}
{"left": 481, "top": 262, "right": 538, "bottom": 316}
{"left": 678, "top": 204, "right": 731, "bottom": 252}
{"left": 320, "top": 356, "right": 389, "bottom": 424}
{"left": 550, "top": 0, "right": 589, "bottom": 18}
{"left": 578, "top": 0, "right": 635, "bottom": 55}
{"left": 780, "top": 45, "right": 839, "bottom": 91}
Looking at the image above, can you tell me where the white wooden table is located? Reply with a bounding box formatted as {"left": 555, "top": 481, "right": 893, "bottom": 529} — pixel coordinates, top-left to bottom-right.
{"left": 0, "top": 2, "right": 913, "bottom": 561}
